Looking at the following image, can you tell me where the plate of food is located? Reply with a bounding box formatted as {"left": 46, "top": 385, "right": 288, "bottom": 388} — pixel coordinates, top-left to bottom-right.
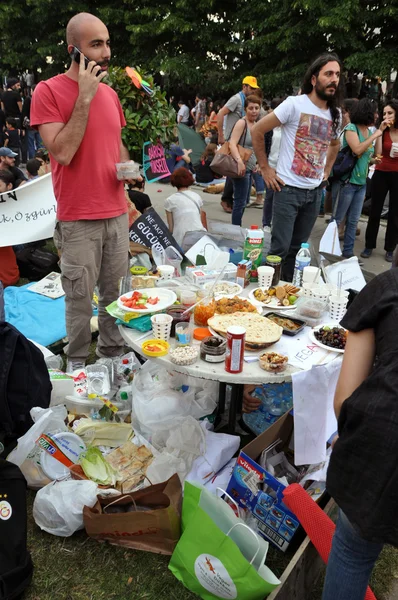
{"left": 249, "top": 284, "right": 300, "bottom": 310}
{"left": 266, "top": 313, "right": 306, "bottom": 336}
{"left": 214, "top": 295, "right": 262, "bottom": 315}
{"left": 117, "top": 288, "right": 177, "bottom": 314}
{"left": 309, "top": 324, "right": 347, "bottom": 353}
{"left": 207, "top": 312, "right": 283, "bottom": 351}
{"left": 204, "top": 280, "right": 243, "bottom": 298}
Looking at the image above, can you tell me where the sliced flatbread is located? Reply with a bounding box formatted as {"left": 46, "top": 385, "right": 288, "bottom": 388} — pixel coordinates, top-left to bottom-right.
{"left": 208, "top": 312, "right": 283, "bottom": 350}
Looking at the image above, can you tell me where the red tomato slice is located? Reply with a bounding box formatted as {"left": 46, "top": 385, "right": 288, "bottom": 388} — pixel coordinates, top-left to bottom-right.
{"left": 147, "top": 297, "right": 159, "bottom": 305}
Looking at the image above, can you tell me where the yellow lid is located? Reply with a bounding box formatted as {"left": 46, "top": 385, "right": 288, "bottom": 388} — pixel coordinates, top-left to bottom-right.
{"left": 142, "top": 339, "right": 169, "bottom": 357}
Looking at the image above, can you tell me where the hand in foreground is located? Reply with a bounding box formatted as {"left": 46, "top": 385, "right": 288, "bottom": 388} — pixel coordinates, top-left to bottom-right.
{"left": 242, "top": 384, "right": 262, "bottom": 413}
{"left": 77, "top": 52, "right": 107, "bottom": 104}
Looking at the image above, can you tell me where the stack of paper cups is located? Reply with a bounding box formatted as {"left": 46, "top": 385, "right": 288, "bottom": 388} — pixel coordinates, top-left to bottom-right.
{"left": 302, "top": 266, "right": 320, "bottom": 284}
{"left": 329, "top": 295, "right": 349, "bottom": 323}
{"left": 312, "top": 287, "right": 330, "bottom": 303}
{"left": 257, "top": 266, "right": 274, "bottom": 288}
{"left": 151, "top": 314, "right": 173, "bottom": 340}
{"left": 302, "top": 282, "right": 318, "bottom": 297}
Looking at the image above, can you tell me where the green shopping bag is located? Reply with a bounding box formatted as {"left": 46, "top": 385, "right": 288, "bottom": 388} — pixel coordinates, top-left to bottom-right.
{"left": 169, "top": 483, "right": 280, "bottom": 600}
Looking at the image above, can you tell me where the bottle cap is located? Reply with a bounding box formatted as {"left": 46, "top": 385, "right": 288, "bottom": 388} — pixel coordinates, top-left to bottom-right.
{"left": 120, "top": 391, "right": 128, "bottom": 400}
{"left": 250, "top": 225, "right": 259, "bottom": 229}
{"left": 302, "top": 243, "right": 310, "bottom": 248}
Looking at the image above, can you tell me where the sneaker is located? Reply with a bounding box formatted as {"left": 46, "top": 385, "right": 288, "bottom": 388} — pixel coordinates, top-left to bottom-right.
{"left": 66, "top": 359, "right": 86, "bottom": 374}
{"left": 360, "top": 248, "right": 372, "bottom": 259}
{"left": 385, "top": 251, "right": 393, "bottom": 263}
{"left": 95, "top": 347, "right": 127, "bottom": 359}
{"left": 263, "top": 225, "right": 271, "bottom": 234}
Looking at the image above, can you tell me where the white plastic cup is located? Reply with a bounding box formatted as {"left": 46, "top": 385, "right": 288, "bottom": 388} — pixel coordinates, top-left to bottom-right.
{"left": 175, "top": 322, "right": 192, "bottom": 346}
{"left": 151, "top": 313, "right": 173, "bottom": 340}
{"left": 312, "top": 287, "right": 330, "bottom": 303}
{"left": 302, "top": 266, "right": 320, "bottom": 284}
{"left": 158, "top": 265, "right": 175, "bottom": 280}
{"left": 257, "top": 266, "right": 274, "bottom": 288}
{"left": 329, "top": 295, "right": 348, "bottom": 323}
{"left": 180, "top": 289, "right": 197, "bottom": 307}
{"left": 302, "top": 282, "right": 318, "bottom": 297}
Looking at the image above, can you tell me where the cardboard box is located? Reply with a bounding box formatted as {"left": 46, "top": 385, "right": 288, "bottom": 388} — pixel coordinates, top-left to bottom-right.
{"left": 227, "top": 412, "right": 320, "bottom": 552}
{"left": 185, "top": 264, "right": 237, "bottom": 285}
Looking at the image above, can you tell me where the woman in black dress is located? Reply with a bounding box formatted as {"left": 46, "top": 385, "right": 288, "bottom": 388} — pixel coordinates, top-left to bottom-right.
{"left": 322, "top": 258, "right": 398, "bottom": 599}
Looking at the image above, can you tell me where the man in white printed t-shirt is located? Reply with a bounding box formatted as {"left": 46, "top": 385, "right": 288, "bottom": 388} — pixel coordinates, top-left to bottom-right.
{"left": 252, "top": 54, "right": 342, "bottom": 281}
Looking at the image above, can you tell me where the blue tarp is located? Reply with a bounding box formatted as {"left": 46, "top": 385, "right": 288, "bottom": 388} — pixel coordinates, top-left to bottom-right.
{"left": 4, "top": 283, "right": 66, "bottom": 347}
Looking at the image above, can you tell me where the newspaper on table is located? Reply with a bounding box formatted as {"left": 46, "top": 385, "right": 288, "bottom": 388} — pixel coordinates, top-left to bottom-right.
{"left": 28, "top": 272, "right": 64, "bottom": 299}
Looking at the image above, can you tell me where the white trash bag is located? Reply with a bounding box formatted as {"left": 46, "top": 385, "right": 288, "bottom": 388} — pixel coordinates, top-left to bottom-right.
{"left": 33, "top": 480, "right": 98, "bottom": 537}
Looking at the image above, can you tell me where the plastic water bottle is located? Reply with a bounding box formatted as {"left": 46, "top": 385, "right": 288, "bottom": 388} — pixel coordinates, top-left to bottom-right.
{"left": 292, "top": 243, "right": 311, "bottom": 286}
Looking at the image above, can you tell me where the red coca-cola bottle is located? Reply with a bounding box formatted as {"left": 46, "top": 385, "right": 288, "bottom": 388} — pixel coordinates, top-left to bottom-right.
{"left": 225, "top": 326, "right": 246, "bottom": 373}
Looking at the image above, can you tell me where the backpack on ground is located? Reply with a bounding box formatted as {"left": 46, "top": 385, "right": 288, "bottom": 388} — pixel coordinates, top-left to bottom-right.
{"left": 15, "top": 247, "right": 59, "bottom": 281}
{"left": 0, "top": 459, "right": 34, "bottom": 600}
{"left": 0, "top": 322, "right": 52, "bottom": 457}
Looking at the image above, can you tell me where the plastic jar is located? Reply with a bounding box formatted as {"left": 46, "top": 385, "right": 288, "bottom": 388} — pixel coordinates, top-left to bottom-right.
{"left": 200, "top": 336, "right": 227, "bottom": 363}
{"left": 166, "top": 306, "right": 191, "bottom": 337}
{"left": 265, "top": 255, "right": 282, "bottom": 286}
{"left": 194, "top": 297, "right": 216, "bottom": 327}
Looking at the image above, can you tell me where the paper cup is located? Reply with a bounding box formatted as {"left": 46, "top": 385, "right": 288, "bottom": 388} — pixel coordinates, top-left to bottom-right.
{"left": 151, "top": 313, "right": 173, "bottom": 340}
{"left": 329, "top": 295, "right": 348, "bottom": 323}
{"left": 302, "top": 282, "right": 318, "bottom": 297}
{"left": 312, "top": 287, "right": 330, "bottom": 303}
{"left": 158, "top": 265, "right": 175, "bottom": 280}
{"left": 257, "top": 266, "right": 274, "bottom": 288}
{"left": 302, "top": 266, "right": 320, "bottom": 284}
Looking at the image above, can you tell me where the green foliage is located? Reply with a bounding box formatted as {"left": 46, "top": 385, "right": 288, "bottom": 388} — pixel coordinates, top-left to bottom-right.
{"left": 106, "top": 67, "right": 176, "bottom": 161}
{"left": 0, "top": 0, "right": 397, "bottom": 98}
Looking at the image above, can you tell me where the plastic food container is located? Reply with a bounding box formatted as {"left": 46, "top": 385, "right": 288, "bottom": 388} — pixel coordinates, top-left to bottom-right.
{"left": 200, "top": 336, "right": 227, "bottom": 363}
{"left": 294, "top": 296, "right": 326, "bottom": 326}
{"left": 259, "top": 352, "right": 288, "bottom": 373}
{"left": 169, "top": 346, "right": 199, "bottom": 366}
{"left": 142, "top": 339, "right": 169, "bottom": 357}
{"left": 265, "top": 312, "right": 307, "bottom": 336}
{"left": 194, "top": 298, "right": 216, "bottom": 326}
{"left": 115, "top": 160, "right": 141, "bottom": 180}
{"left": 64, "top": 395, "right": 130, "bottom": 420}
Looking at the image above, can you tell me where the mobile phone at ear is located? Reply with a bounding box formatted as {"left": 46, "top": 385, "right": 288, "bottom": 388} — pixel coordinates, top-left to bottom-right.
{"left": 69, "top": 46, "right": 91, "bottom": 70}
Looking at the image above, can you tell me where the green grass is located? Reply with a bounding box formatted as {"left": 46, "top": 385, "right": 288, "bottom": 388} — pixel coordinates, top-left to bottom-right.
{"left": 25, "top": 483, "right": 398, "bottom": 600}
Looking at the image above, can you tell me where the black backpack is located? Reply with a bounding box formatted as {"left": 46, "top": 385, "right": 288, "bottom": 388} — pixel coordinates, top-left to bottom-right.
{"left": 15, "top": 247, "right": 59, "bottom": 281}
{"left": 0, "top": 460, "right": 34, "bottom": 600}
{"left": 0, "top": 322, "right": 52, "bottom": 457}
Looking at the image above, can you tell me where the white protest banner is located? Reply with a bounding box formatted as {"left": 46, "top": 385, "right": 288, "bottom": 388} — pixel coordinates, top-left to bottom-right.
{"left": 0, "top": 174, "right": 56, "bottom": 247}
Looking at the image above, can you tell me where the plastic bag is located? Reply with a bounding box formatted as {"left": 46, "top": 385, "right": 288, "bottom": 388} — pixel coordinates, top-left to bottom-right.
{"left": 7, "top": 406, "right": 68, "bottom": 488}
{"left": 33, "top": 480, "right": 98, "bottom": 536}
{"left": 131, "top": 362, "right": 217, "bottom": 439}
{"left": 146, "top": 416, "right": 206, "bottom": 484}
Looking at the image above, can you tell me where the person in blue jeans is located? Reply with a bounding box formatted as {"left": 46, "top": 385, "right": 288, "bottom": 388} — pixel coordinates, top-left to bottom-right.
{"left": 229, "top": 95, "right": 261, "bottom": 226}
{"left": 322, "top": 263, "right": 398, "bottom": 599}
{"left": 333, "top": 98, "right": 387, "bottom": 257}
{"left": 252, "top": 53, "right": 343, "bottom": 280}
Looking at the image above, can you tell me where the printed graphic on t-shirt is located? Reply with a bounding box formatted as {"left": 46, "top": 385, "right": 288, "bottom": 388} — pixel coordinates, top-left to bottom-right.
{"left": 292, "top": 113, "right": 332, "bottom": 179}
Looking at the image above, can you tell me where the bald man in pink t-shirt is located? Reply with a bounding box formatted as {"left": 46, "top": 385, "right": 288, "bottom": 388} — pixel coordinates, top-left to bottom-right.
{"left": 31, "top": 13, "right": 131, "bottom": 372}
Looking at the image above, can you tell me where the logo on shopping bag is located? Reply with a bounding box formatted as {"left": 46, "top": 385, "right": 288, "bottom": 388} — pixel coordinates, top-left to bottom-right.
{"left": 0, "top": 499, "right": 12, "bottom": 521}
{"left": 194, "top": 554, "right": 237, "bottom": 599}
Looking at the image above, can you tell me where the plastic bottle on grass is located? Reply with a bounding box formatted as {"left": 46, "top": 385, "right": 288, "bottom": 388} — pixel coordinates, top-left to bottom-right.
{"left": 292, "top": 243, "right": 311, "bottom": 286}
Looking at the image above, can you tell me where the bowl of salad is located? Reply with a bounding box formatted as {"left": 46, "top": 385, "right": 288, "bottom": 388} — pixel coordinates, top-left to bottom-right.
{"left": 117, "top": 288, "right": 177, "bottom": 314}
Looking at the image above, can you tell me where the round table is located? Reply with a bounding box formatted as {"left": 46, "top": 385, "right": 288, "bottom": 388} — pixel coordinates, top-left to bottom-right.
{"left": 119, "top": 282, "right": 304, "bottom": 432}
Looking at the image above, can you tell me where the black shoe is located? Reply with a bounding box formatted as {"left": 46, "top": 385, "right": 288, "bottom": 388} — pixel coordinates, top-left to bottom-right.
{"left": 360, "top": 248, "right": 372, "bottom": 258}
{"left": 385, "top": 251, "right": 393, "bottom": 263}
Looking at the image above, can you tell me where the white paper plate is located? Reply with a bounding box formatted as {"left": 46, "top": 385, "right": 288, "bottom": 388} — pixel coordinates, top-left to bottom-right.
{"left": 40, "top": 432, "right": 86, "bottom": 480}
{"left": 249, "top": 288, "right": 299, "bottom": 311}
{"left": 308, "top": 323, "right": 347, "bottom": 354}
{"left": 117, "top": 288, "right": 177, "bottom": 314}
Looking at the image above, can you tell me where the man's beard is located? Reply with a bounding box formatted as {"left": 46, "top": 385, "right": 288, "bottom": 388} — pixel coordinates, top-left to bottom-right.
{"left": 315, "top": 81, "right": 337, "bottom": 102}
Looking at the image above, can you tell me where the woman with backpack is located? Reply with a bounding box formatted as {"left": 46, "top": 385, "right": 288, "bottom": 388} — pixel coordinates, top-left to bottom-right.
{"left": 333, "top": 98, "right": 388, "bottom": 258}
{"left": 361, "top": 100, "right": 398, "bottom": 262}
{"left": 228, "top": 94, "right": 261, "bottom": 226}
